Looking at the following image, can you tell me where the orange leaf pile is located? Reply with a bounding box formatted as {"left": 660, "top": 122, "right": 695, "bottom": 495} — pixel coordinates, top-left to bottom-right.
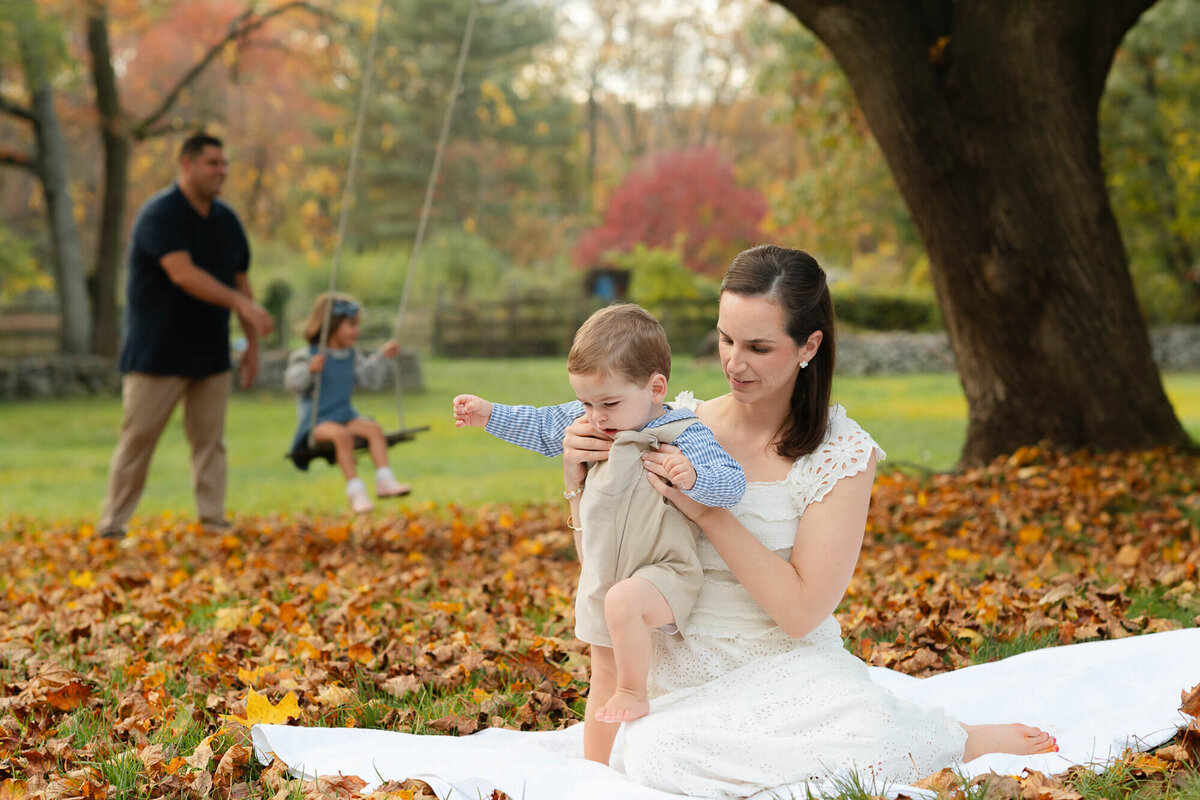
{"left": 0, "top": 445, "right": 1197, "bottom": 798}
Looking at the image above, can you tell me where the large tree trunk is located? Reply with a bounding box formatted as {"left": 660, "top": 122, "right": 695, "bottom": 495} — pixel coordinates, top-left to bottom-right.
{"left": 18, "top": 2, "right": 92, "bottom": 355}
{"left": 87, "top": 5, "right": 130, "bottom": 358}
{"left": 777, "top": 0, "right": 1191, "bottom": 463}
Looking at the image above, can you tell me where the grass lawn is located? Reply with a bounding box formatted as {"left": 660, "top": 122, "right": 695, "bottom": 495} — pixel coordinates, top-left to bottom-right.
{"left": 2, "top": 361, "right": 1198, "bottom": 799}
{"left": 2, "top": 360, "right": 1199, "bottom": 525}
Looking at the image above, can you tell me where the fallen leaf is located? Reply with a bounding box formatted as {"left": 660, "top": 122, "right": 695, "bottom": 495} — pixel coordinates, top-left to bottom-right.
{"left": 226, "top": 690, "right": 301, "bottom": 727}
{"left": 315, "top": 684, "right": 357, "bottom": 707}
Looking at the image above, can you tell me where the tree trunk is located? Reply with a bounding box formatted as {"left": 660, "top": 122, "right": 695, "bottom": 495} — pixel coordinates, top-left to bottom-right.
{"left": 87, "top": 5, "right": 130, "bottom": 358}
{"left": 777, "top": 0, "right": 1190, "bottom": 463}
{"left": 18, "top": 2, "right": 92, "bottom": 355}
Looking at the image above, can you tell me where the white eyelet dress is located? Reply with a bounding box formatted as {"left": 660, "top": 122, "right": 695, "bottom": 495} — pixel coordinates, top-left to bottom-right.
{"left": 617, "top": 404, "right": 968, "bottom": 798}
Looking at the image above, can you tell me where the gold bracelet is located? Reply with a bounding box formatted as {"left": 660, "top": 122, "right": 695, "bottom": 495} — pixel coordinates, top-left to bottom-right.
{"left": 566, "top": 515, "right": 583, "bottom": 533}
{"left": 562, "top": 485, "right": 583, "bottom": 500}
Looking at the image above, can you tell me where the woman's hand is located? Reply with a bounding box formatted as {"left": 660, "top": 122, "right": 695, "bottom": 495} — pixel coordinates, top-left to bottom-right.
{"left": 643, "top": 444, "right": 710, "bottom": 523}
{"left": 562, "top": 416, "right": 610, "bottom": 489}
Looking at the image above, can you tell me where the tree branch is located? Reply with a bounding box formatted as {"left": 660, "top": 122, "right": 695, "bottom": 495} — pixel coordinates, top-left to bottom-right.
{"left": 0, "top": 147, "right": 39, "bottom": 174}
{"left": 131, "top": 0, "right": 337, "bottom": 139}
{"left": 1088, "top": 0, "right": 1160, "bottom": 103}
{"left": 0, "top": 94, "right": 35, "bottom": 123}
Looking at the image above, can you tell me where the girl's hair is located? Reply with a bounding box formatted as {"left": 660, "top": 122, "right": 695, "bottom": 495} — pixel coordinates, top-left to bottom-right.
{"left": 568, "top": 303, "right": 671, "bottom": 384}
{"left": 302, "top": 291, "right": 361, "bottom": 345}
{"left": 721, "top": 244, "right": 835, "bottom": 459}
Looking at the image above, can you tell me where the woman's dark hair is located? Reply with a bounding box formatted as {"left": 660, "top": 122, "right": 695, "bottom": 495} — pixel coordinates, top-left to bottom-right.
{"left": 721, "top": 244, "right": 835, "bottom": 459}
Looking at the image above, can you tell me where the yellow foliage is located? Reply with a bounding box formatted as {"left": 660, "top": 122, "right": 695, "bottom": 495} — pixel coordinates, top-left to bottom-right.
{"left": 226, "top": 689, "right": 301, "bottom": 727}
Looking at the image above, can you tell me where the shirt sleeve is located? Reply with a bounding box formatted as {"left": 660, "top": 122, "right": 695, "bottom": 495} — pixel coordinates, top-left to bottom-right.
{"left": 284, "top": 348, "right": 314, "bottom": 394}
{"left": 484, "top": 400, "right": 586, "bottom": 457}
{"left": 355, "top": 347, "right": 391, "bottom": 390}
{"left": 134, "top": 199, "right": 187, "bottom": 262}
{"left": 672, "top": 422, "right": 746, "bottom": 508}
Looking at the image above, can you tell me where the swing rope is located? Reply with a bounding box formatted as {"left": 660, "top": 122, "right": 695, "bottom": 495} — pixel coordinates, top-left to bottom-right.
{"left": 307, "top": 0, "right": 388, "bottom": 445}
{"left": 393, "top": 0, "right": 478, "bottom": 429}
{"left": 307, "top": 0, "right": 478, "bottom": 444}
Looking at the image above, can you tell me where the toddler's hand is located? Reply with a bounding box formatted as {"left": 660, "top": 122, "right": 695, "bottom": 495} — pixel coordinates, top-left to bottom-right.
{"left": 453, "top": 394, "right": 493, "bottom": 428}
{"left": 381, "top": 340, "right": 400, "bottom": 359}
{"left": 309, "top": 353, "right": 326, "bottom": 373}
{"left": 646, "top": 445, "right": 697, "bottom": 491}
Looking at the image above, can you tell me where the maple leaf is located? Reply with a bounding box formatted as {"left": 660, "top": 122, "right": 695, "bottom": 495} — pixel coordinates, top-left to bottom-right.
{"left": 225, "top": 690, "right": 301, "bottom": 727}
{"left": 969, "top": 773, "right": 1021, "bottom": 799}
{"left": 1019, "top": 769, "right": 1083, "bottom": 800}
{"left": 0, "top": 779, "right": 29, "bottom": 800}
{"left": 427, "top": 714, "right": 481, "bottom": 736}
{"left": 315, "top": 684, "right": 356, "bottom": 707}
{"left": 912, "top": 767, "right": 959, "bottom": 794}
{"left": 214, "top": 744, "right": 251, "bottom": 786}
{"left": 184, "top": 733, "right": 217, "bottom": 771}
{"left": 314, "top": 773, "right": 368, "bottom": 797}
{"left": 382, "top": 675, "right": 421, "bottom": 698}
{"left": 1181, "top": 682, "right": 1200, "bottom": 721}
{"left": 136, "top": 744, "right": 165, "bottom": 776}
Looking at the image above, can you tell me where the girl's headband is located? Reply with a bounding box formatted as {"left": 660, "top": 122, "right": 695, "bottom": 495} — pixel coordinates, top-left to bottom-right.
{"left": 331, "top": 299, "right": 360, "bottom": 318}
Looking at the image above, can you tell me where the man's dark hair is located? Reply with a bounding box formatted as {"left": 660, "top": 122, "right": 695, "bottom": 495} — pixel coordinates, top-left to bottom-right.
{"left": 179, "top": 132, "right": 224, "bottom": 161}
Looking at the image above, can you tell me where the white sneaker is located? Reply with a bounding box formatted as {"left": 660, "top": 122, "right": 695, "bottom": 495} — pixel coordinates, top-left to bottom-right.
{"left": 348, "top": 489, "right": 374, "bottom": 514}
{"left": 376, "top": 476, "right": 411, "bottom": 498}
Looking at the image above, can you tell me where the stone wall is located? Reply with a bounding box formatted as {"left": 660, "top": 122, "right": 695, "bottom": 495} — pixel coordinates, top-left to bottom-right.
{"left": 3, "top": 327, "right": 1200, "bottom": 400}
{"left": 0, "top": 349, "right": 425, "bottom": 400}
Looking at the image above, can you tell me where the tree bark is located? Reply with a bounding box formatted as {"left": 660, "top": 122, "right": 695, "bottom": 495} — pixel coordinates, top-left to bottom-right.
{"left": 18, "top": 2, "right": 93, "bottom": 355}
{"left": 775, "top": 0, "right": 1191, "bottom": 463}
{"left": 86, "top": 4, "right": 130, "bottom": 358}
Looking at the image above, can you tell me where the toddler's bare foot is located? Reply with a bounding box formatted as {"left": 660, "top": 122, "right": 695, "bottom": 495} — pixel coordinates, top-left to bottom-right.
{"left": 595, "top": 689, "right": 649, "bottom": 723}
{"left": 962, "top": 723, "right": 1058, "bottom": 762}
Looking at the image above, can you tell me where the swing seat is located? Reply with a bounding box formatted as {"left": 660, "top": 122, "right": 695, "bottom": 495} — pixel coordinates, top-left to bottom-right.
{"left": 287, "top": 426, "right": 429, "bottom": 471}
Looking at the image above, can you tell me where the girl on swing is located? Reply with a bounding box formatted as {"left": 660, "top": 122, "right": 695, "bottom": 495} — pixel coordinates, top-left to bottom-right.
{"left": 285, "top": 292, "right": 411, "bottom": 512}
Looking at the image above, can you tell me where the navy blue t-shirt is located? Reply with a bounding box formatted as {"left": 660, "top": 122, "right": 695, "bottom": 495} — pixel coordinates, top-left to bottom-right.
{"left": 118, "top": 184, "right": 251, "bottom": 377}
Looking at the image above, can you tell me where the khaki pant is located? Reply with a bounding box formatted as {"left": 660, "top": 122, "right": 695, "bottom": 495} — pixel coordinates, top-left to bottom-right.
{"left": 98, "top": 371, "right": 230, "bottom": 532}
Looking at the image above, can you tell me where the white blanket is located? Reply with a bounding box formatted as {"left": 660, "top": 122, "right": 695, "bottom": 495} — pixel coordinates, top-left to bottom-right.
{"left": 252, "top": 628, "right": 1199, "bottom": 799}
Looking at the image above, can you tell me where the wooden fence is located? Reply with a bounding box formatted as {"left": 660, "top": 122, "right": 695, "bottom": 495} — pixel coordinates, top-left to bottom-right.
{"left": 431, "top": 296, "right": 718, "bottom": 358}
{"left": 0, "top": 310, "right": 59, "bottom": 356}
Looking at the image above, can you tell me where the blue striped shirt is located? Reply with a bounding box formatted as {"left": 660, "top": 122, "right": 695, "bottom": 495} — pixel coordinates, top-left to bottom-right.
{"left": 486, "top": 401, "right": 745, "bottom": 508}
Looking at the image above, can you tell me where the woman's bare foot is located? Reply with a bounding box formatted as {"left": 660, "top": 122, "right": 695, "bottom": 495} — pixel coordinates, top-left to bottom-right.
{"left": 595, "top": 689, "right": 649, "bottom": 723}
{"left": 962, "top": 723, "right": 1058, "bottom": 761}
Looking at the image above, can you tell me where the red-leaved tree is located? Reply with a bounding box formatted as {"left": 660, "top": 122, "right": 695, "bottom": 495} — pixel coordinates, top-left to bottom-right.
{"left": 574, "top": 147, "right": 767, "bottom": 277}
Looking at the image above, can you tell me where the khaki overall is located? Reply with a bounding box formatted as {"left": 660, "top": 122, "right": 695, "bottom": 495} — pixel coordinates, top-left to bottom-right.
{"left": 574, "top": 417, "right": 704, "bottom": 647}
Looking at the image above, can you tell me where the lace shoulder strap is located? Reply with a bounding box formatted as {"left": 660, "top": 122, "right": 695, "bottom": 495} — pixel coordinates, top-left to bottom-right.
{"left": 788, "top": 405, "right": 886, "bottom": 515}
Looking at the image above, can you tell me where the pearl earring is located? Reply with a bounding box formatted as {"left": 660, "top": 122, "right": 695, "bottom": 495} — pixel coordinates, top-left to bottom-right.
{"left": 800, "top": 360, "right": 809, "bottom": 369}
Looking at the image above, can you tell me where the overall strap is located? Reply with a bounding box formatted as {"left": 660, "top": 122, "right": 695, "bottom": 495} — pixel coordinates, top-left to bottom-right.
{"left": 647, "top": 417, "right": 699, "bottom": 446}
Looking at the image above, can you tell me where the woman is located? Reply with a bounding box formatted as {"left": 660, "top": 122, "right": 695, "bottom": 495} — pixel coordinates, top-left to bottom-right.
{"left": 561, "top": 245, "right": 1056, "bottom": 797}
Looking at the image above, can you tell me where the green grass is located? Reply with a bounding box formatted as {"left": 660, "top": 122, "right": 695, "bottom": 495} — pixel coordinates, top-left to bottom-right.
{"left": 2, "top": 360, "right": 1198, "bottom": 524}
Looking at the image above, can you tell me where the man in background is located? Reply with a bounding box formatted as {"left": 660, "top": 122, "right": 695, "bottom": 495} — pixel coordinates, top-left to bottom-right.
{"left": 97, "top": 132, "right": 273, "bottom": 539}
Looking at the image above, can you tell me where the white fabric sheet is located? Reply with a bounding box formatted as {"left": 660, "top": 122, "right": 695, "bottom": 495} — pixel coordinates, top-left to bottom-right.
{"left": 252, "top": 627, "right": 1199, "bottom": 799}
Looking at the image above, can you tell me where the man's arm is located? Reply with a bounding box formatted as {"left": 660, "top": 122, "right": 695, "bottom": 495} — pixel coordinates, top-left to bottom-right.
{"left": 234, "top": 272, "right": 263, "bottom": 388}
{"left": 159, "top": 251, "right": 273, "bottom": 334}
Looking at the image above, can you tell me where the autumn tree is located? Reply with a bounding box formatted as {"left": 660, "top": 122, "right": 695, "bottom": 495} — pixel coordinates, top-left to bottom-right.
{"left": 311, "top": 0, "right": 572, "bottom": 256}
{"left": 774, "top": 0, "right": 1192, "bottom": 463}
{"left": 1100, "top": 0, "right": 1200, "bottom": 323}
{"left": 749, "top": 12, "right": 922, "bottom": 284}
{"left": 573, "top": 146, "right": 766, "bottom": 277}
{"left": 559, "top": 0, "right": 762, "bottom": 208}
{"left": 81, "top": 0, "right": 333, "bottom": 356}
{"left": 1, "top": 0, "right": 92, "bottom": 354}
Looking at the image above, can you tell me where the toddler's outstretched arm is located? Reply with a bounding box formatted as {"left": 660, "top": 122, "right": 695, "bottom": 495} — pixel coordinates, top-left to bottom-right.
{"left": 453, "top": 394, "right": 494, "bottom": 428}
